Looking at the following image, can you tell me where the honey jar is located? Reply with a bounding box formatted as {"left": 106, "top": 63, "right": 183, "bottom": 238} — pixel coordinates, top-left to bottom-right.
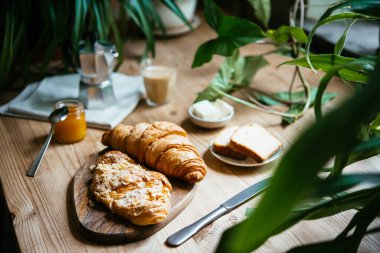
{"left": 54, "top": 100, "right": 87, "bottom": 143}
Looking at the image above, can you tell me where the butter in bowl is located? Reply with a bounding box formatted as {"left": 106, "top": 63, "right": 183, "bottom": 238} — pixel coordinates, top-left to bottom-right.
{"left": 188, "top": 99, "right": 234, "bottom": 128}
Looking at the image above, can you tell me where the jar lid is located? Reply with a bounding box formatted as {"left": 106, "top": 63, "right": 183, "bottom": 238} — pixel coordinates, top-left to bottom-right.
{"left": 55, "top": 99, "right": 84, "bottom": 115}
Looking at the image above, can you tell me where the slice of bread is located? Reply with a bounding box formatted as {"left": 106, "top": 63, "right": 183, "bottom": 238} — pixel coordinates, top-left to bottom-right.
{"left": 230, "top": 123, "right": 282, "bottom": 162}
{"left": 213, "top": 126, "right": 247, "bottom": 160}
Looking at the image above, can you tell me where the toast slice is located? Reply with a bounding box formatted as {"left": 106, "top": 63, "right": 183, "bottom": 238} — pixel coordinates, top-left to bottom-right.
{"left": 230, "top": 123, "right": 282, "bottom": 162}
{"left": 213, "top": 126, "right": 247, "bottom": 160}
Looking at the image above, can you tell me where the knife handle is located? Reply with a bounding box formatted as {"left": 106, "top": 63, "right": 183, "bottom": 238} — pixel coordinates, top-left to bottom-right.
{"left": 166, "top": 205, "right": 227, "bottom": 247}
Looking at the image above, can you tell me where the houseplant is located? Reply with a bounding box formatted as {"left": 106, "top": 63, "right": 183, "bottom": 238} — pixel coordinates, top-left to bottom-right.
{"left": 192, "top": 0, "right": 380, "bottom": 252}
{"left": 0, "top": 0, "right": 192, "bottom": 89}
{"left": 154, "top": 0, "right": 198, "bottom": 29}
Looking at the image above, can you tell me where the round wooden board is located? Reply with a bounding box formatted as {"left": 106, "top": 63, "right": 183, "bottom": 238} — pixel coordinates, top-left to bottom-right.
{"left": 72, "top": 150, "right": 197, "bottom": 244}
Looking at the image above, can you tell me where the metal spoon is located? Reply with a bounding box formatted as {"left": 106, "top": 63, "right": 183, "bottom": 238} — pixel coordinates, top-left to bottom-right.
{"left": 27, "top": 106, "right": 69, "bottom": 177}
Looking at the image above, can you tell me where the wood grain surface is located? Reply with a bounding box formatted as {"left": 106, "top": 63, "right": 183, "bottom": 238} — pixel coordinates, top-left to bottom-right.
{"left": 0, "top": 12, "right": 379, "bottom": 253}
{"left": 72, "top": 150, "right": 196, "bottom": 244}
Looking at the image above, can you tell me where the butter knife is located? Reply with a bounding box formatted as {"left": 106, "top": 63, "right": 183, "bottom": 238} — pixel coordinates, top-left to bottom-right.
{"left": 166, "top": 177, "right": 271, "bottom": 247}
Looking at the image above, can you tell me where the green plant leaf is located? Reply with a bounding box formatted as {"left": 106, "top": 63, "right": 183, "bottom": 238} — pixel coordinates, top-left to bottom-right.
{"left": 307, "top": 174, "right": 380, "bottom": 199}
{"left": 128, "top": 0, "right": 155, "bottom": 56}
{"left": 271, "top": 187, "right": 380, "bottom": 238}
{"left": 292, "top": 193, "right": 380, "bottom": 253}
{"left": 192, "top": 37, "right": 258, "bottom": 68}
{"left": 215, "top": 58, "right": 380, "bottom": 253}
{"left": 194, "top": 52, "right": 268, "bottom": 102}
{"left": 73, "top": 0, "right": 91, "bottom": 51}
{"left": 109, "top": 6, "right": 123, "bottom": 69}
{"left": 227, "top": 183, "right": 380, "bottom": 253}
{"left": 305, "top": 0, "right": 380, "bottom": 70}
{"left": 319, "top": 0, "right": 380, "bottom": 22}
{"left": 271, "top": 46, "right": 294, "bottom": 58}
{"left": 143, "top": 0, "right": 166, "bottom": 36}
{"left": 276, "top": 88, "right": 335, "bottom": 105}
{"left": 248, "top": 0, "right": 271, "bottom": 27}
{"left": 282, "top": 91, "right": 337, "bottom": 125}
{"left": 38, "top": 0, "right": 68, "bottom": 75}
{"left": 251, "top": 91, "right": 284, "bottom": 106}
{"left": 314, "top": 69, "right": 340, "bottom": 121}
{"left": 334, "top": 20, "right": 356, "bottom": 55}
{"left": 267, "top": 26, "right": 291, "bottom": 43}
{"left": 192, "top": 0, "right": 265, "bottom": 68}
{"left": 289, "top": 27, "right": 308, "bottom": 43}
{"left": 203, "top": 0, "right": 223, "bottom": 31}
{"left": 287, "top": 227, "right": 380, "bottom": 253}
{"left": 347, "top": 137, "right": 380, "bottom": 165}
{"left": 311, "top": 56, "right": 375, "bottom": 121}
{"left": 267, "top": 26, "right": 307, "bottom": 44}
{"left": 281, "top": 54, "right": 375, "bottom": 83}
{"left": 92, "top": 0, "right": 110, "bottom": 40}
{"left": 370, "top": 113, "right": 380, "bottom": 136}
{"left": 278, "top": 87, "right": 337, "bottom": 125}
{"left": 161, "top": 0, "right": 192, "bottom": 30}
{"left": 281, "top": 104, "right": 305, "bottom": 125}
{"left": 337, "top": 193, "right": 380, "bottom": 241}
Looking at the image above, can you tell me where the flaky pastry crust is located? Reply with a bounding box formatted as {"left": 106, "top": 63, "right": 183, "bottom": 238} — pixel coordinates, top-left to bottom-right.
{"left": 91, "top": 151, "right": 172, "bottom": 226}
{"left": 102, "top": 122, "right": 206, "bottom": 183}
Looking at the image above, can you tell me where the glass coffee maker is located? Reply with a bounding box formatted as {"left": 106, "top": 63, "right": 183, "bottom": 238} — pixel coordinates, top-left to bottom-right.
{"left": 76, "top": 41, "right": 118, "bottom": 109}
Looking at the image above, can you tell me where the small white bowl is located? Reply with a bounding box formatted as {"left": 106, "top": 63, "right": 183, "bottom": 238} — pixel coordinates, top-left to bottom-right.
{"left": 188, "top": 104, "right": 234, "bottom": 129}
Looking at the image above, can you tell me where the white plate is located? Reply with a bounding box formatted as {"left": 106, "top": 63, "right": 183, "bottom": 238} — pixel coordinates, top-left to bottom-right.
{"left": 154, "top": 15, "right": 201, "bottom": 37}
{"left": 209, "top": 139, "right": 283, "bottom": 167}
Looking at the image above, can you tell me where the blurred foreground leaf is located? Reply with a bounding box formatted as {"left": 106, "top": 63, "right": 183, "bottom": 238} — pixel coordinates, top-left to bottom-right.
{"left": 215, "top": 58, "right": 380, "bottom": 253}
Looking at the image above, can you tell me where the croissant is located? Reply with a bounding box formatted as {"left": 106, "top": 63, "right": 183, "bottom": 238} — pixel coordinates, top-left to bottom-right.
{"left": 91, "top": 150, "right": 172, "bottom": 226}
{"left": 102, "top": 122, "right": 207, "bottom": 183}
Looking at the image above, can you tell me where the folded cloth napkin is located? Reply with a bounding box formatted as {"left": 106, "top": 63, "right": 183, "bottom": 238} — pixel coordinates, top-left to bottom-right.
{"left": 0, "top": 73, "right": 143, "bottom": 129}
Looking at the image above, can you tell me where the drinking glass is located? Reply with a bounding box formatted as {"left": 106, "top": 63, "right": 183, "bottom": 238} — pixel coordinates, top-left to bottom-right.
{"left": 140, "top": 58, "right": 177, "bottom": 106}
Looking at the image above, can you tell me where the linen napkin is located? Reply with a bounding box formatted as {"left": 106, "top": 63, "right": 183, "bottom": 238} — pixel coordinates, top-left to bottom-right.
{"left": 0, "top": 73, "right": 143, "bottom": 129}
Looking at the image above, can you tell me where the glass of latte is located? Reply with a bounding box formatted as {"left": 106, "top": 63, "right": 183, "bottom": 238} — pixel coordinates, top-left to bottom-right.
{"left": 140, "top": 58, "right": 177, "bottom": 106}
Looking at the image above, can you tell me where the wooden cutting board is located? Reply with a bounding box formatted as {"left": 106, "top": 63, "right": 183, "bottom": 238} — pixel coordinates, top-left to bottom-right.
{"left": 72, "top": 150, "right": 197, "bottom": 243}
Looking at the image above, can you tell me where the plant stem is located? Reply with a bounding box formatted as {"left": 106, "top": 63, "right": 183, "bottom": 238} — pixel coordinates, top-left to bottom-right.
{"left": 286, "top": 0, "right": 311, "bottom": 117}
{"left": 213, "top": 87, "right": 304, "bottom": 119}
{"left": 244, "top": 87, "right": 305, "bottom": 106}
{"left": 288, "top": 67, "right": 298, "bottom": 103}
{"left": 296, "top": 66, "right": 312, "bottom": 116}
{"left": 239, "top": 90, "right": 274, "bottom": 110}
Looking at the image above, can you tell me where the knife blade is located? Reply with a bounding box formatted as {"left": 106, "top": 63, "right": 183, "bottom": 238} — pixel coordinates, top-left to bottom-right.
{"left": 166, "top": 177, "right": 271, "bottom": 247}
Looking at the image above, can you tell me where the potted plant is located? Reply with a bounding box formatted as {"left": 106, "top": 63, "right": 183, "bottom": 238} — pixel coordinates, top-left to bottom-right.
{"left": 154, "top": 0, "right": 198, "bottom": 29}
{"left": 192, "top": 0, "right": 380, "bottom": 252}
{"left": 0, "top": 0, "right": 194, "bottom": 89}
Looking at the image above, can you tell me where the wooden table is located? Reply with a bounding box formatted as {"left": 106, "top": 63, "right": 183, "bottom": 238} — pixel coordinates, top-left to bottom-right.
{"left": 1, "top": 17, "right": 380, "bottom": 253}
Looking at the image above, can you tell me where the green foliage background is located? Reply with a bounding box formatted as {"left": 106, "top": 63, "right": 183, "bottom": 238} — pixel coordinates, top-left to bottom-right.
{"left": 0, "top": 0, "right": 190, "bottom": 89}
{"left": 191, "top": 0, "right": 380, "bottom": 252}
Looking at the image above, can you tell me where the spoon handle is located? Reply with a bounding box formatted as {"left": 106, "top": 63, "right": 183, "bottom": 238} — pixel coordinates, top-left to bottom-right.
{"left": 27, "top": 127, "right": 54, "bottom": 177}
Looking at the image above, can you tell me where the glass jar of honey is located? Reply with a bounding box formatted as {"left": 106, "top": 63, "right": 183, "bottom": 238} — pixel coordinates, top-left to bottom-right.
{"left": 54, "top": 100, "right": 87, "bottom": 143}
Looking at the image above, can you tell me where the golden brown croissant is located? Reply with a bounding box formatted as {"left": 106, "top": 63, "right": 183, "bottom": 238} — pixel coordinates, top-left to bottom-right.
{"left": 91, "top": 150, "right": 172, "bottom": 226}
{"left": 102, "top": 122, "right": 207, "bottom": 183}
